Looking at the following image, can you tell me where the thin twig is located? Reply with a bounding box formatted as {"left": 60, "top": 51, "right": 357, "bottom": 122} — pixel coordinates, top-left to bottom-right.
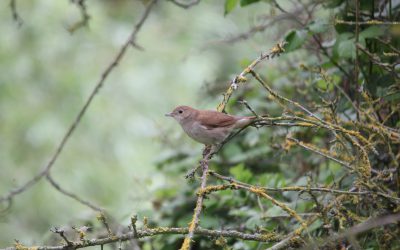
{"left": 250, "top": 70, "right": 323, "bottom": 123}
{"left": 9, "top": 0, "right": 23, "bottom": 26}
{"left": 97, "top": 213, "right": 114, "bottom": 237}
{"left": 50, "top": 227, "right": 73, "bottom": 246}
{"left": 287, "top": 137, "right": 354, "bottom": 171}
{"left": 301, "top": 213, "right": 400, "bottom": 249}
{"left": 335, "top": 19, "right": 400, "bottom": 25}
{"left": 356, "top": 43, "right": 397, "bottom": 75}
{"left": 375, "top": 37, "right": 400, "bottom": 54}
{"left": 217, "top": 41, "right": 286, "bottom": 113}
{"left": 67, "top": 0, "right": 90, "bottom": 33}
{"left": 209, "top": 171, "right": 400, "bottom": 203}
{"left": 0, "top": 0, "right": 158, "bottom": 205}
{"left": 238, "top": 100, "right": 260, "bottom": 118}
{"left": 355, "top": 0, "right": 360, "bottom": 88}
{"left": 46, "top": 174, "right": 103, "bottom": 212}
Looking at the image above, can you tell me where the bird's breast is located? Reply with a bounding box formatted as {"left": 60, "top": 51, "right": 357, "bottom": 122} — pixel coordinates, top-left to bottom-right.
{"left": 180, "top": 121, "right": 228, "bottom": 145}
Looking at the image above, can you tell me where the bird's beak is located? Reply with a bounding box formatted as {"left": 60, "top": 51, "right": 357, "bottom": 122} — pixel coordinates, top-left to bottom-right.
{"left": 165, "top": 112, "right": 173, "bottom": 117}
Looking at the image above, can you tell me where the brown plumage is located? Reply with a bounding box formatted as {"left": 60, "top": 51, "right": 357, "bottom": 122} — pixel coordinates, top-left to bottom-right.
{"left": 166, "top": 106, "right": 254, "bottom": 146}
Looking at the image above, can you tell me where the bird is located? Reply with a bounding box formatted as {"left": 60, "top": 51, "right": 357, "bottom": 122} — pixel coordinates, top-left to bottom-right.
{"left": 165, "top": 105, "right": 255, "bottom": 147}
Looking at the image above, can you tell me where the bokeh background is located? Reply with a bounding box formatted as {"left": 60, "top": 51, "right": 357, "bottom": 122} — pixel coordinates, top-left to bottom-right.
{"left": 0, "top": 0, "right": 276, "bottom": 246}
{"left": 1, "top": 0, "right": 399, "bottom": 249}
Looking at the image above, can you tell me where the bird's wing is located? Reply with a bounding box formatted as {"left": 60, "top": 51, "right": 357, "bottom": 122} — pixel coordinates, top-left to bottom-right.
{"left": 197, "top": 110, "right": 239, "bottom": 129}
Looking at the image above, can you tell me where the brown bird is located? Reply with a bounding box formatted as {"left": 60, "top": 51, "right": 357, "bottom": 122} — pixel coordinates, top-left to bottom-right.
{"left": 165, "top": 106, "right": 255, "bottom": 146}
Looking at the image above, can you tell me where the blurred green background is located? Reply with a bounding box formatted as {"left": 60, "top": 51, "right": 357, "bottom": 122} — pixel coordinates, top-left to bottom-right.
{"left": 0, "top": 0, "right": 275, "bottom": 246}
{"left": 2, "top": 0, "right": 398, "bottom": 249}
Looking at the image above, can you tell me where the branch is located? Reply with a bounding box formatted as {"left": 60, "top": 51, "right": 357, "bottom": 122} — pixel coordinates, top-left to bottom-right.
{"left": 311, "top": 35, "right": 352, "bottom": 79}
{"left": 3, "top": 226, "right": 282, "bottom": 250}
{"left": 207, "top": 10, "right": 303, "bottom": 45}
{"left": 0, "top": 0, "right": 158, "bottom": 205}
{"left": 180, "top": 41, "right": 287, "bottom": 250}
{"left": 209, "top": 171, "right": 400, "bottom": 203}
{"left": 9, "top": 0, "right": 23, "bottom": 26}
{"left": 67, "top": 0, "right": 90, "bottom": 33}
{"left": 46, "top": 174, "right": 104, "bottom": 212}
{"left": 356, "top": 43, "right": 398, "bottom": 76}
{"left": 180, "top": 150, "right": 212, "bottom": 250}
{"left": 217, "top": 41, "right": 286, "bottom": 113}
{"left": 250, "top": 69, "right": 323, "bottom": 123}
{"left": 50, "top": 227, "right": 73, "bottom": 247}
{"left": 201, "top": 183, "right": 307, "bottom": 228}
{"left": 335, "top": 19, "right": 400, "bottom": 25}
{"left": 302, "top": 213, "right": 400, "bottom": 249}
{"left": 287, "top": 137, "right": 354, "bottom": 171}
{"left": 266, "top": 193, "right": 347, "bottom": 250}
{"left": 249, "top": 69, "right": 377, "bottom": 179}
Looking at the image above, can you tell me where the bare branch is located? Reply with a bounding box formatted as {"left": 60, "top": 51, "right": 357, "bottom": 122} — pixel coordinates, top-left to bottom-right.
{"left": 356, "top": 43, "right": 398, "bottom": 77}
{"left": 217, "top": 41, "right": 286, "bottom": 113}
{"left": 50, "top": 227, "right": 73, "bottom": 247}
{"left": 335, "top": 19, "right": 400, "bottom": 25}
{"left": 0, "top": 0, "right": 158, "bottom": 205}
{"left": 301, "top": 213, "right": 400, "bottom": 249}
{"left": 46, "top": 174, "right": 103, "bottom": 212}
{"left": 2, "top": 226, "right": 282, "bottom": 250}
{"left": 209, "top": 171, "right": 400, "bottom": 203}
{"left": 67, "top": 0, "right": 90, "bottom": 33}
{"left": 9, "top": 0, "right": 23, "bottom": 26}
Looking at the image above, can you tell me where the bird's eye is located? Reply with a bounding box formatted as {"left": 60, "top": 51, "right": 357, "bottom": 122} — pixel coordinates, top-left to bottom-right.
{"left": 178, "top": 110, "right": 183, "bottom": 114}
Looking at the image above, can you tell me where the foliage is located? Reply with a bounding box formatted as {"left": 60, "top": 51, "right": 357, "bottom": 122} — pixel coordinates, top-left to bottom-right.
{"left": 1, "top": 0, "right": 399, "bottom": 250}
{"left": 156, "top": 0, "right": 400, "bottom": 249}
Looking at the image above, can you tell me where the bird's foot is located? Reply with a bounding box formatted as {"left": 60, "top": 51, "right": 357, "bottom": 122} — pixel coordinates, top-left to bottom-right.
{"left": 202, "top": 145, "right": 212, "bottom": 157}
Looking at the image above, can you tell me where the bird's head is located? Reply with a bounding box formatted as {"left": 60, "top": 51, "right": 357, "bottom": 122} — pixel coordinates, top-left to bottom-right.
{"left": 165, "top": 105, "right": 195, "bottom": 123}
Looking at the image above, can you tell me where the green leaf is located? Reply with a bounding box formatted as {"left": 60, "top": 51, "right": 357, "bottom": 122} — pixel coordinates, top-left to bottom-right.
{"left": 333, "top": 32, "right": 353, "bottom": 58}
{"left": 245, "top": 214, "right": 260, "bottom": 228}
{"left": 325, "top": 0, "right": 345, "bottom": 7}
{"left": 315, "top": 79, "right": 331, "bottom": 90}
{"left": 383, "top": 92, "right": 400, "bottom": 102}
{"left": 359, "top": 25, "right": 385, "bottom": 39}
{"left": 284, "top": 30, "right": 308, "bottom": 52}
{"left": 240, "top": 0, "right": 260, "bottom": 7}
{"left": 308, "top": 219, "right": 324, "bottom": 232}
{"left": 338, "top": 39, "right": 356, "bottom": 59}
{"left": 224, "top": 0, "right": 238, "bottom": 15}
{"left": 229, "top": 163, "right": 253, "bottom": 182}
